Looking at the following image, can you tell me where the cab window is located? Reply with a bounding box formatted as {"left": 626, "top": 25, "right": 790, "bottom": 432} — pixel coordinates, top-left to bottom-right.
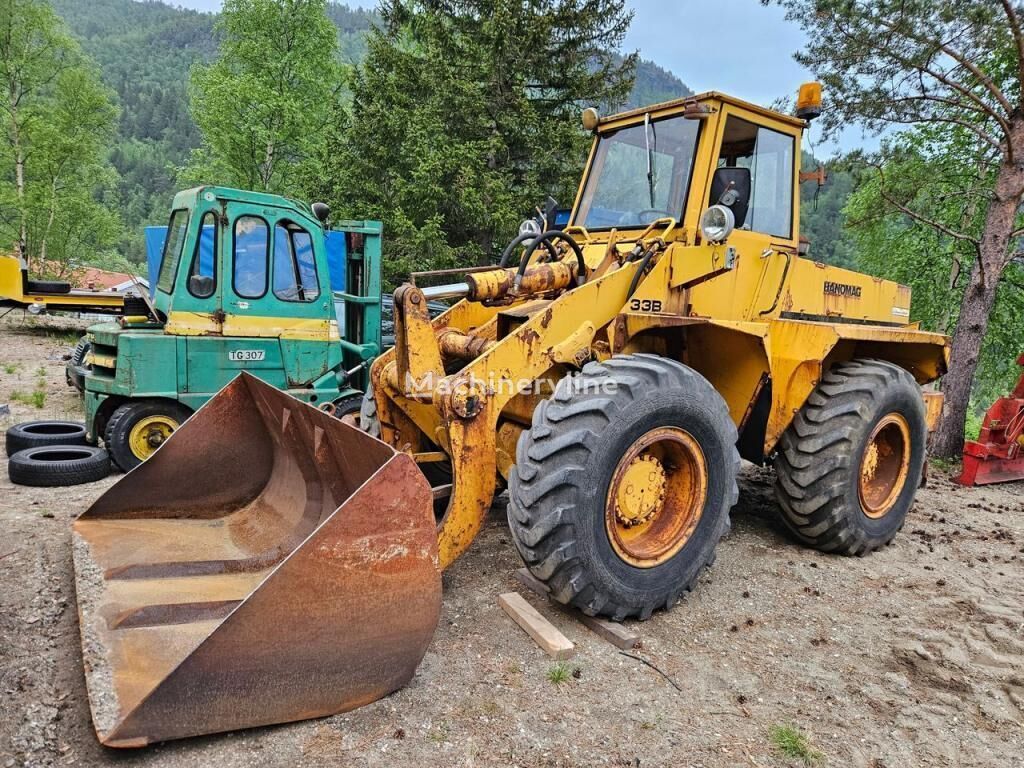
{"left": 156, "top": 209, "right": 189, "bottom": 294}
{"left": 576, "top": 115, "right": 701, "bottom": 229}
{"left": 186, "top": 211, "right": 217, "bottom": 298}
{"left": 714, "top": 116, "right": 794, "bottom": 238}
{"left": 273, "top": 221, "right": 320, "bottom": 302}
{"left": 233, "top": 216, "right": 269, "bottom": 299}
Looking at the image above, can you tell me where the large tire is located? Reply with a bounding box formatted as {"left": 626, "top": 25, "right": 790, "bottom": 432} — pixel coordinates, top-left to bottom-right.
{"left": 8, "top": 445, "right": 110, "bottom": 487}
{"left": 359, "top": 383, "right": 381, "bottom": 438}
{"left": 508, "top": 354, "right": 740, "bottom": 621}
{"left": 5, "top": 420, "right": 88, "bottom": 455}
{"left": 330, "top": 393, "right": 363, "bottom": 420}
{"left": 71, "top": 337, "right": 90, "bottom": 367}
{"left": 773, "top": 359, "right": 927, "bottom": 555}
{"left": 104, "top": 400, "right": 193, "bottom": 472}
{"left": 65, "top": 337, "right": 91, "bottom": 391}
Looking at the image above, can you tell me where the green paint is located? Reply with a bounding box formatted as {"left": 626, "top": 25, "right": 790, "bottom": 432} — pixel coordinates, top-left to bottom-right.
{"left": 83, "top": 186, "right": 382, "bottom": 443}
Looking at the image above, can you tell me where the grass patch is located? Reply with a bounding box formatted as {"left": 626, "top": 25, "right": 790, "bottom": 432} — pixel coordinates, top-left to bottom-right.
{"left": 546, "top": 662, "right": 571, "bottom": 685}
{"left": 428, "top": 722, "right": 449, "bottom": 743}
{"left": 9, "top": 389, "right": 45, "bottom": 408}
{"left": 929, "top": 456, "right": 958, "bottom": 473}
{"left": 769, "top": 724, "right": 823, "bottom": 766}
{"left": 43, "top": 329, "right": 81, "bottom": 345}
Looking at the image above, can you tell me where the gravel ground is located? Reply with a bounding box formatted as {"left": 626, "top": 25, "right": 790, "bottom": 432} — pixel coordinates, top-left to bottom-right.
{"left": 0, "top": 316, "right": 1022, "bottom": 768}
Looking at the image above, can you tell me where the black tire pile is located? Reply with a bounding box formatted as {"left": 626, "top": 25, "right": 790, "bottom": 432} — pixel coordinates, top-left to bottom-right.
{"left": 5, "top": 420, "right": 111, "bottom": 487}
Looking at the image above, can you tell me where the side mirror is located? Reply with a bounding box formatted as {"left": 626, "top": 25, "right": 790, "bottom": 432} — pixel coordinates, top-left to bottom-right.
{"left": 189, "top": 274, "right": 215, "bottom": 298}
{"left": 311, "top": 202, "right": 330, "bottom": 224}
{"left": 710, "top": 167, "right": 751, "bottom": 228}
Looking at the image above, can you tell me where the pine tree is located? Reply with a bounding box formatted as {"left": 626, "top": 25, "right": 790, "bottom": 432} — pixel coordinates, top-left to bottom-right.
{"left": 311, "top": 0, "right": 637, "bottom": 285}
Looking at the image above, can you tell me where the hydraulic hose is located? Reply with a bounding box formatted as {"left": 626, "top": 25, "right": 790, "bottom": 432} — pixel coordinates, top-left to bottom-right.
{"left": 498, "top": 232, "right": 556, "bottom": 268}
{"left": 514, "top": 230, "right": 587, "bottom": 293}
{"left": 626, "top": 244, "right": 660, "bottom": 300}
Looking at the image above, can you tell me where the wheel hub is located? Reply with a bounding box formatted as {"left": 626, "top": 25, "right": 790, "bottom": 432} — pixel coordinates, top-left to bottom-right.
{"left": 128, "top": 416, "right": 180, "bottom": 460}
{"left": 605, "top": 427, "right": 708, "bottom": 568}
{"left": 858, "top": 413, "right": 911, "bottom": 519}
{"left": 614, "top": 455, "right": 666, "bottom": 527}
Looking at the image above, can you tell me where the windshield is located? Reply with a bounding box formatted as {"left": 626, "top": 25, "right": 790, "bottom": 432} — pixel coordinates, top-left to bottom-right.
{"left": 575, "top": 115, "right": 701, "bottom": 229}
{"left": 157, "top": 208, "right": 190, "bottom": 294}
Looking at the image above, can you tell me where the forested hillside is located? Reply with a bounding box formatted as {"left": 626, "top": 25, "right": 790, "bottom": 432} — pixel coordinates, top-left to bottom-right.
{"left": 48, "top": 0, "right": 699, "bottom": 263}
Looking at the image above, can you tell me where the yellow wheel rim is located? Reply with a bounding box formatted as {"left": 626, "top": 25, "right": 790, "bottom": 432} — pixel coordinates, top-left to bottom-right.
{"left": 858, "top": 413, "right": 911, "bottom": 519}
{"left": 605, "top": 427, "right": 708, "bottom": 568}
{"left": 128, "top": 415, "right": 180, "bottom": 461}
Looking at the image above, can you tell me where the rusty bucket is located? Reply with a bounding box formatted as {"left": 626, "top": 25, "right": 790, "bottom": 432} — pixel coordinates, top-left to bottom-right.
{"left": 72, "top": 373, "right": 441, "bottom": 747}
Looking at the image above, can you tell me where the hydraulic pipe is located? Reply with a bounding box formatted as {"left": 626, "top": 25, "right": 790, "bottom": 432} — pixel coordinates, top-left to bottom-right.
{"left": 421, "top": 282, "right": 471, "bottom": 301}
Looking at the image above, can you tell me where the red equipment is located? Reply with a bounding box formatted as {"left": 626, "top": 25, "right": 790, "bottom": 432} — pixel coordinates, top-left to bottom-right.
{"left": 958, "top": 354, "right": 1024, "bottom": 486}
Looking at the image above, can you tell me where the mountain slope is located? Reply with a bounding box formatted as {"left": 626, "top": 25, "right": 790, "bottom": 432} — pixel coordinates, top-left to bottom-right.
{"left": 49, "top": 0, "right": 694, "bottom": 261}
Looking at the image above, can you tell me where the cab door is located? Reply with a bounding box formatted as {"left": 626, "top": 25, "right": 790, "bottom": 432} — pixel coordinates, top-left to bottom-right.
{"left": 221, "top": 203, "right": 333, "bottom": 387}
{"left": 698, "top": 108, "right": 800, "bottom": 320}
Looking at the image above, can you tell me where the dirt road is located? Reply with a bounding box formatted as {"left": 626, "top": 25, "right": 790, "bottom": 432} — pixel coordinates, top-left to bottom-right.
{"left": 1, "top": 318, "right": 1021, "bottom": 767}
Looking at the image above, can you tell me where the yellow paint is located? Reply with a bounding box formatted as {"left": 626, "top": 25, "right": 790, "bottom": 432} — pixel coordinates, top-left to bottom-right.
{"left": 923, "top": 392, "right": 944, "bottom": 431}
{"left": 370, "top": 89, "right": 951, "bottom": 572}
{"left": 128, "top": 415, "right": 180, "bottom": 461}
{"left": 606, "top": 427, "right": 707, "bottom": 568}
{"left": 0, "top": 254, "right": 124, "bottom": 311}
{"left": 86, "top": 352, "right": 117, "bottom": 369}
{"left": 166, "top": 311, "right": 339, "bottom": 341}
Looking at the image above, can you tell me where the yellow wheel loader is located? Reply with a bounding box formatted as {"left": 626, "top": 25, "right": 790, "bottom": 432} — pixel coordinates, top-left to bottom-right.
{"left": 72, "top": 85, "right": 948, "bottom": 746}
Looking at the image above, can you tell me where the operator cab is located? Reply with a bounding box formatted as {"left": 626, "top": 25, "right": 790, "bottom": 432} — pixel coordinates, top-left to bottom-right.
{"left": 569, "top": 91, "right": 805, "bottom": 255}
{"left": 152, "top": 186, "right": 332, "bottom": 339}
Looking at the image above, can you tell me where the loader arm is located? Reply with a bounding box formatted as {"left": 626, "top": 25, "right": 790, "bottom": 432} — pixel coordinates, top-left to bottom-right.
{"left": 373, "top": 257, "right": 646, "bottom": 568}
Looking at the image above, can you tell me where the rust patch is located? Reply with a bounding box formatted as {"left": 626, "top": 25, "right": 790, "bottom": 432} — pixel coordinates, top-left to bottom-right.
{"left": 73, "top": 374, "right": 441, "bottom": 747}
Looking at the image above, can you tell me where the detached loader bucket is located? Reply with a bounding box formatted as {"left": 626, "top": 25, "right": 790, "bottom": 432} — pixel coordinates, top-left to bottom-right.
{"left": 72, "top": 373, "right": 441, "bottom": 747}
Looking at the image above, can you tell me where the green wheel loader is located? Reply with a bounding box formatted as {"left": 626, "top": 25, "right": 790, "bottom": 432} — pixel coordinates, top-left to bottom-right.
{"left": 78, "top": 186, "right": 383, "bottom": 470}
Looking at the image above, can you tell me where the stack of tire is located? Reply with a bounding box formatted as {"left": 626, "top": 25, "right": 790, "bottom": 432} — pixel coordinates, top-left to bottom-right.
{"left": 5, "top": 421, "right": 110, "bottom": 487}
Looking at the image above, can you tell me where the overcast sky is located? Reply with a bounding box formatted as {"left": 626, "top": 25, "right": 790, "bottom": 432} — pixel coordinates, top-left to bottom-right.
{"left": 151, "top": 0, "right": 863, "bottom": 154}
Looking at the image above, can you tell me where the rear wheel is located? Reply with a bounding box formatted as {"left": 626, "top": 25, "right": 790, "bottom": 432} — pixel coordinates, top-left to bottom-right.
{"left": 508, "top": 354, "right": 740, "bottom": 621}
{"left": 104, "top": 400, "right": 193, "bottom": 471}
{"left": 773, "top": 359, "right": 926, "bottom": 555}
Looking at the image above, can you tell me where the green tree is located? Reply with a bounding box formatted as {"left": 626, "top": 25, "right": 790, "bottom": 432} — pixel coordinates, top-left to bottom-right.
{"left": 0, "top": 0, "right": 122, "bottom": 273}
{"left": 185, "top": 0, "right": 342, "bottom": 195}
{"left": 843, "top": 127, "right": 1024, "bottom": 420}
{"left": 773, "top": 0, "right": 1024, "bottom": 456}
{"left": 312, "top": 0, "right": 637, "bottom": 285}
{"left": 799, "top": 151, "right": 856, "bottom": 268}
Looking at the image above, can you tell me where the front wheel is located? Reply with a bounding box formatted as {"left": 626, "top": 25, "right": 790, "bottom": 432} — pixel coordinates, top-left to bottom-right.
{"left": 508, "top": 354, "right": 740, "bottom": 621}
{"left": 104, "top": 400, "right": 193, "bottom": 471}
{"left": 773, "top": 359, "right": 927, "bottom": 555}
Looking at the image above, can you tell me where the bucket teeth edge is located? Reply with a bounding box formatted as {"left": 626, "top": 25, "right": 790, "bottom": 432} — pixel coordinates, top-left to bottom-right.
{"left": 72, "top": 531, "right": 120, "bottom": 741}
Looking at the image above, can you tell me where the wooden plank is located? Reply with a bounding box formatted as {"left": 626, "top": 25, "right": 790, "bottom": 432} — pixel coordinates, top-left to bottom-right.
{"left": 515, "top": 568, "right": 640, "bottom": 650}
{"left": 497, "top": 592, "right": 575, "bottom": 660}
{"left": 514, "top": 567, "right": 550, "bottom": 596}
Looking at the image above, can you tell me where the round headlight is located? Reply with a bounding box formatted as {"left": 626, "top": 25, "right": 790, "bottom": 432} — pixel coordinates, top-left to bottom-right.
{"left": 519, "top": 218, "right": 542, "bottom": 238}
{"left": 699, "top": 205, "right": 735, "bottom": 243}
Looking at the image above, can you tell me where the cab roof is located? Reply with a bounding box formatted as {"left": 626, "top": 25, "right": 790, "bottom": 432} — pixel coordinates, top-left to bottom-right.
{"left": 171, "top": 186, "right": 321, "bottom": 228}
{"left": 597, "top": 91, "right": 807, "bottom": 132}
